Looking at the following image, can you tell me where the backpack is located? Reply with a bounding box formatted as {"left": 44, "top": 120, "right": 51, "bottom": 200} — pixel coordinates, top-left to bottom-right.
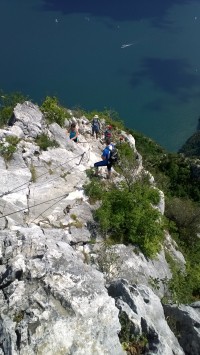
{"left": 108, "top": 145, "right": 118, "bottom": 164}
{"left": 105, "top": 129, "right": 112, "bottom": 139}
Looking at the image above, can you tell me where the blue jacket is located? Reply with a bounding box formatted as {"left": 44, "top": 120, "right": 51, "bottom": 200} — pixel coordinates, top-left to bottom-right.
{"left": 102, "top": 146, "right": 111, "bottom": 162}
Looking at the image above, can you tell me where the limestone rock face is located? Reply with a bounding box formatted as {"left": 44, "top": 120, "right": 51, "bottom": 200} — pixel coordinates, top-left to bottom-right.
{"left": 0, "top": 227, "right": 124, "bottom": 355}
{"left": 48, "top": 122, "right": 68, "bottom": 149}
{"left": 108, "top": 279, "right": 184, "bottom": 355}
{"left": 95, "top": 243, "right": 172, "bottom": 298}
{"left": 13, "top": 101, "right": 44, "bottom": 138}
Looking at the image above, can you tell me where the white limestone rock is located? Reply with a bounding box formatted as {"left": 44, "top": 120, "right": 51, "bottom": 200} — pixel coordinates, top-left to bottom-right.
{"left": 164, "top": 232, "right": 186, "bottom": 269}
{"left": 0, "top": 227, "right": 124, "bottom": 355}
{"left": 96, "top": 244, "right": 172, "bottom": 298}
{"left": 108, "top": 279, "right": 184, "bottom": 355}
{"left": 48, "top": 122, "right": 67, "bottom": 148}
{"left": 13, "top": 101, "right": 44, "bottom": 138}
{"left": 8, "top": 125, "right": 25, "bottom": 139}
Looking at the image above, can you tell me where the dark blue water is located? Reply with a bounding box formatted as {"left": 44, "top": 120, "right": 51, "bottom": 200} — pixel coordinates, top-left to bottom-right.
{"left": 1, "top": 0, "right": 200, "bottom": 151}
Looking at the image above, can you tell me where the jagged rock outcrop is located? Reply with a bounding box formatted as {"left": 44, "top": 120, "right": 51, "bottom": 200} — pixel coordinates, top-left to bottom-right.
{"left": 0, "top": 101, "right": 197, "bottom": 354}
{"left": 13, "top": 101, "right": 45, "bottom": 138}
{"left": 164, "top": 302, "right": 200, "bottom": 355}
{"left": 108, "top": 279, "right": 184, "bottom": 355}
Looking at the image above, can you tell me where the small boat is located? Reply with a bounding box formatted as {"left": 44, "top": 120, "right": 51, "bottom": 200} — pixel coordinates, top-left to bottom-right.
{"left": 121, "top": 43, "right": 133, "bottom": 49}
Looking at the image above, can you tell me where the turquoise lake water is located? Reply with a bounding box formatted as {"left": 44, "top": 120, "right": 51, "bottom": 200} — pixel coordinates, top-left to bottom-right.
{"left": 0, "top": 0, "right": 200, "bottom": 151}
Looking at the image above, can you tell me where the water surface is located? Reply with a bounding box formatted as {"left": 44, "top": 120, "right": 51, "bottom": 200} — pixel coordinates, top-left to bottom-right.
{"left": 0, "top": 0, "right": 200, "bottom": 151}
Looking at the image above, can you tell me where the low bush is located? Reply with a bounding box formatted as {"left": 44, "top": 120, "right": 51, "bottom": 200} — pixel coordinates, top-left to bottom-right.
{"left": 35, "top": 133, "right": 59, "bottom": 151}
{"left": 84, "top": 178, "right": 105, "bottom": 204}
{"left": 0, "top": 135, "right": 20, "bottom": 161}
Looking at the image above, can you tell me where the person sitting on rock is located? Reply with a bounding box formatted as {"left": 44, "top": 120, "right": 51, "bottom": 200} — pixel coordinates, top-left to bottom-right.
{"left": 68, "top": 123, "right": 79, "bottom": 143}
{"left": 94, "top": 138, "right": 113, "bottom": 179}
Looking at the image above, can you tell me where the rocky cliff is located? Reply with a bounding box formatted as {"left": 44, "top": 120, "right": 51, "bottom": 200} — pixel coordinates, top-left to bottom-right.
{"left": 0, "top": 102, "right": 199, "bottom": 355}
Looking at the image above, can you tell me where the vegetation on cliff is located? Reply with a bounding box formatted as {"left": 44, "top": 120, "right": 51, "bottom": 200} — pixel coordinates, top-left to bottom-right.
{"left": 0, "top": 90, "right": 200, "bottom": 304}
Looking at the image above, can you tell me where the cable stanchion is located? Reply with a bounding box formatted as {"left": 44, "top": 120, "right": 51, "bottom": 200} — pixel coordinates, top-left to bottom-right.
{"left": 76, "top": 152, "right": 85, "bottom": 165}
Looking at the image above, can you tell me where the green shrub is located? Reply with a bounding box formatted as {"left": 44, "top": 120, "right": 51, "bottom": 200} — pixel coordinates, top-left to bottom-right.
{"left": 40, "top": 96, "right": 71, "bottom": 126}
{"left": 164, "top": 196, "right": 200, "bottom": 303}
{"left": 0, "top": 135, "right": 20, "bottom": 161}
{"left": 0, "top": 106, "right": 13, "bottom": 126}
{"left": 126, "top": 130, "right": 200, "bottom": 203}
{"left": 149, "top": 153, "right": 200, "bottom": 202}
{"left": 165, "top": 252, "right": 200, "bottom": 303}
{"left": 95, "top": 183, "right": 164, "bottom": 258}
{"left": 35, "top": 133, "right": 59, "bottom": 151}
{"left": 0, "top": 144, "right": 16, "bottom": 161}
{"left": 85, "top": 168, "right": 95, "bottom": 179}
{"left": 84, "top": 178, "right": 104, "bottom": 204}
{"left": 5, "top": 135, "right": 20, "bottom": 146}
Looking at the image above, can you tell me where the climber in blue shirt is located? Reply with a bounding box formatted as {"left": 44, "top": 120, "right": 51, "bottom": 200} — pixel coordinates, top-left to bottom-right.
{"left": 94, "top": 138, "right": 113, "bottom": 179}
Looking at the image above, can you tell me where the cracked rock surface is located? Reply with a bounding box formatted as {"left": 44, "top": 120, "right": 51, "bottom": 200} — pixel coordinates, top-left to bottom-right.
{"left": 0, "top": 227, "right": 124, "bottom": 355}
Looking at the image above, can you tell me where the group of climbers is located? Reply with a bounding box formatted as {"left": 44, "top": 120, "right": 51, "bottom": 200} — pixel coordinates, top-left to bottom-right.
{"left": 67, "top": 114, "right": 119, "bottom": 179}
{"left": 68, "top": 114, "right": 113, "bottom": 143}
